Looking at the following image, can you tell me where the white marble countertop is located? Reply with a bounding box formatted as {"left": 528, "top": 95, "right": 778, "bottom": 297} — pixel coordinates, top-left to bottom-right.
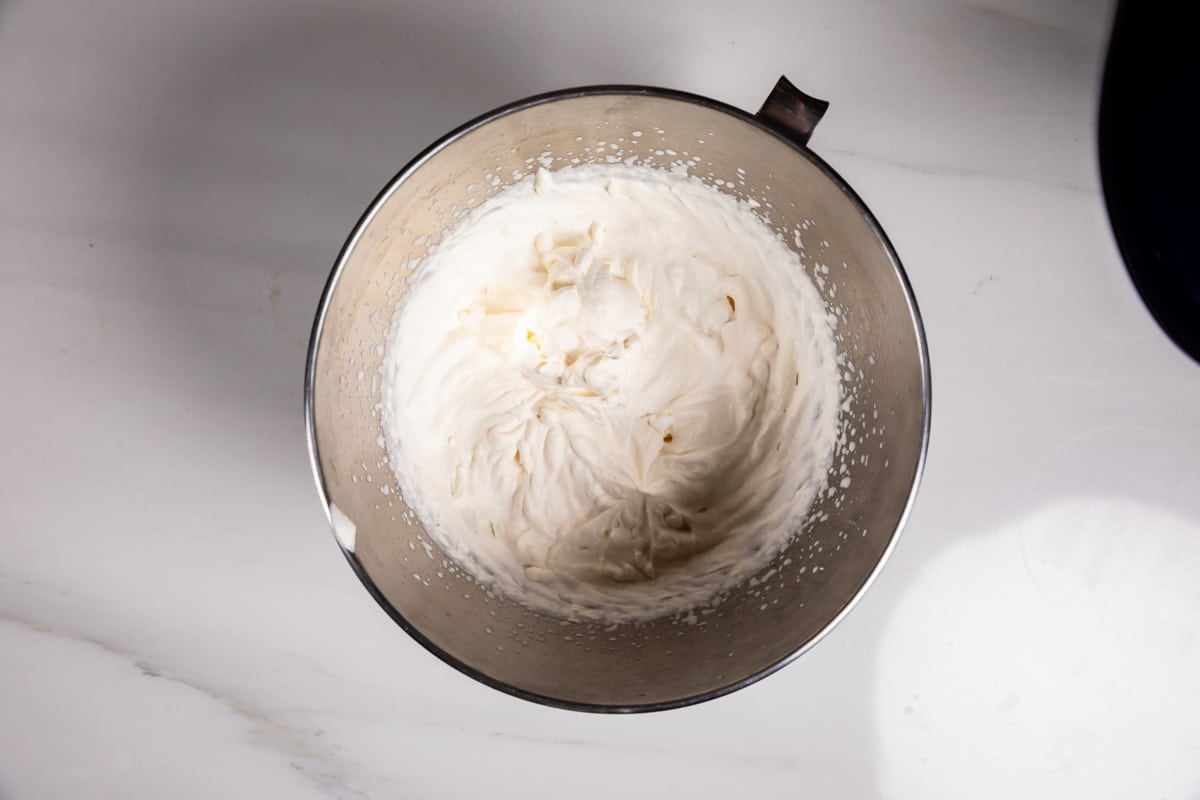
{"left": 4, "top": 0, "right": 1199, "bottom": 797}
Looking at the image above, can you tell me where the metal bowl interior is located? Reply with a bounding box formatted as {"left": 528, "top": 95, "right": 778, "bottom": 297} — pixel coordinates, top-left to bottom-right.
{"left": 306, "top": 86, "right": 930, "bottom": 711}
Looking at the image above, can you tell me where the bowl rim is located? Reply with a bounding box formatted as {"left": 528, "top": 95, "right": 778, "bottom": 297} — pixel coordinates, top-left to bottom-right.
{"left": 304, "top": 82, "right": 932, "bottom": 714}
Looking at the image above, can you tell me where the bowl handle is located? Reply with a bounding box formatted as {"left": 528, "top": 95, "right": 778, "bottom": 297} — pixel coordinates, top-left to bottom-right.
{"left": 755, "top": 76, "right": 829, "bottom": 147}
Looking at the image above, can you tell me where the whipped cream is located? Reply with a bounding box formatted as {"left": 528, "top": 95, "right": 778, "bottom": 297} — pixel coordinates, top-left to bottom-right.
{"left": 382, "top": 164, "right": 840, "bottom": 623}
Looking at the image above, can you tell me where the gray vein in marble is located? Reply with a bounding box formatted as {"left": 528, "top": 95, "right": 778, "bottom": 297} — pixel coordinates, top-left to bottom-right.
{"left": 0, "top": 612, "right": 367, "bottom": 800}
{"left": 1, "top": 601, "right": 823, "bottom": 779}
{"left": 964, "top": 2, "right": 1078, "bottom": 36}
{"left": 822, "top": 146, "right": 1098, "bottom": 195}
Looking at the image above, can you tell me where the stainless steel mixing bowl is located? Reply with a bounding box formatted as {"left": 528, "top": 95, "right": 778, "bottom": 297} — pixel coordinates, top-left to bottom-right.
{"left": 306, "top": 76, "right": 930, "bottom": 711}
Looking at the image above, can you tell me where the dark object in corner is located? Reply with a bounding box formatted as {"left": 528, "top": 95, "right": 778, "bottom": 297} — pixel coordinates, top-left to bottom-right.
{"left": 1099, "top": 0, "right": 1200, "bottom": 364}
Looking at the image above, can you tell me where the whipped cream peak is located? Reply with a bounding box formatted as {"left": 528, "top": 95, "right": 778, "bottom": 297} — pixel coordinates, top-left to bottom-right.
{"left": 508, "top": 216, "right": 647, "bottom": 403}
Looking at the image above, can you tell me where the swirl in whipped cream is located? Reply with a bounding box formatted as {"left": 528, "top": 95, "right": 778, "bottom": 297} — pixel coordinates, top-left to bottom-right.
{"left": 382, "top": 164, "right": 840, "bottom": 623}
